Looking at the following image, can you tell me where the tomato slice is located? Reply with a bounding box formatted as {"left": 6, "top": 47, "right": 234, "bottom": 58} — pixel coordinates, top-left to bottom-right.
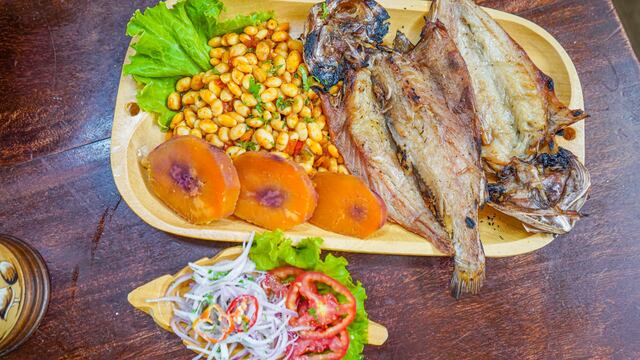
{"left": 269, "top": 266, "right": 304, "bottom": 283}
{"left": 260, "top": 272, "right": 290, "bottom": 300}
{"left": 290, "top": 330, "right": 350, "bottom": 360}
{"left": 286, "top": 272, "right": 356, "bottom": 339}
{"left": 226, "top": 295, "right": 259, "bottom": 332}
{"left": 193, "top": 304, "right": 234, "bottom": 343}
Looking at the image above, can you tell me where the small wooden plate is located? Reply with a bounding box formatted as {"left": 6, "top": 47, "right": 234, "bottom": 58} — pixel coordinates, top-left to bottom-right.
{"left": 0, "top": 234, "right": 50, "bottom": 356}
{"left": 111, "top": 0, "right": 586, "bottom": 257}
{"left": 127, "top": 246, "right": 389, "bottom": 351}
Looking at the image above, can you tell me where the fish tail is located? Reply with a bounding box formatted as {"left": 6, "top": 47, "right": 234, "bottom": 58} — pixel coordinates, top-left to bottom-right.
{"left": 450, "top": 260, "right": 485, "bottom": 299}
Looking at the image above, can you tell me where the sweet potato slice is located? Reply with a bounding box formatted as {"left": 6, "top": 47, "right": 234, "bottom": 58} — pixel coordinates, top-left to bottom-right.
{"left": 310, "top": 173, "right": 387, "bottom": 238}
{"left": 147, "top": 135, "right": 240, "bottom": 224}
{"left": 233, "top": 152, "right": 317, "bottom": 230}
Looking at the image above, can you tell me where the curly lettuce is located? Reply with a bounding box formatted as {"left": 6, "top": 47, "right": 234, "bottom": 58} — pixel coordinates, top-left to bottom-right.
{"left": 123, "top": 0, "right": 272, "bottom": 129}
{"left": 250, "top": 231, "right": 369, "bottom": 360}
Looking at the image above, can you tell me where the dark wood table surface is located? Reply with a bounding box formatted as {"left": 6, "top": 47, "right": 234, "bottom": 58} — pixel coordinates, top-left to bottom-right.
{"left": 1, "top": 0, "right": 639, "bottom": 359}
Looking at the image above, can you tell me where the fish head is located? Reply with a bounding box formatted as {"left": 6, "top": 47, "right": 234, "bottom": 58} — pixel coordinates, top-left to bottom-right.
{"left": 488, "top": 148, "right": 591, "bottom": 234}
{"left": 302, "top": 0, "right": 390, "bottom": 87}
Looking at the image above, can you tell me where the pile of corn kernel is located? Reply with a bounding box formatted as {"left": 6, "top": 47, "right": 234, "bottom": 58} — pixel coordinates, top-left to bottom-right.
{"left": 165, "top": 18, "right": 347, "bottom": 175}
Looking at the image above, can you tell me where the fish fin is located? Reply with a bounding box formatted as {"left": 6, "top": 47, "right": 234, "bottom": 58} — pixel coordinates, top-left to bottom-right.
{"left": 450, "top": 263, "right": 485, "bottom": 299}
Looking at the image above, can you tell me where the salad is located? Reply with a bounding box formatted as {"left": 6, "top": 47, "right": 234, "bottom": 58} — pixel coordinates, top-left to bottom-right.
{"left": 150, "top": 231, "right": 369, "bottom": 359}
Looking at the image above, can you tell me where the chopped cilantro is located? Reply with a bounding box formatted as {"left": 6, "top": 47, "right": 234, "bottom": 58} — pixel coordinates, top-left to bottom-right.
{"left": 237, "top": 141, "right": 258, "bottom": 151}
{"left": 208, "top": 270, "right": 229, "bottom": 281}
{"left": 248, "top": 77, "right": 264, "bottom": 114}
{"left": 248, "top": 77, "right": 261, "bottom": 97}
{"left": 268, "top": 64, "right": 284, "bottom": 76}
{"left": 203, "top": 293, "right": 214, "bottom": 304}
{"left": 298, "top": 65, "right": 310, "bottom": 92}
{"left": 276, "top": 96, "right": 293, "bottom": 110}
{"left": 308, "top": 307, "right": 318, "bottom": 320}
{"left": 302, "top": 116, "right": 314, "bottom": 123}
{"left": 321, "top": 2, "right": 329, "bottom": 20}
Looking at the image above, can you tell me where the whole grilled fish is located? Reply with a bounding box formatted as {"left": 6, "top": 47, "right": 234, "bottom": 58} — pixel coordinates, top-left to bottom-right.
{"left": 370, "top": 51, "right": 485, "bottom": 297}
{"left": 431, "top": 0, "right": 591, "bottom": 233}
{"left": 304, "top": 0, "right": 486, "bottom": 296}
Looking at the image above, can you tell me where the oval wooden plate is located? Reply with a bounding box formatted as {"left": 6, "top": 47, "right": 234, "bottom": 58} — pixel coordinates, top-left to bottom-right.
{"left": 111, "top": 0, "right": 585, "bottom": 257}
{"left": 127, "top": 245, "right": 389, "bottom": 348}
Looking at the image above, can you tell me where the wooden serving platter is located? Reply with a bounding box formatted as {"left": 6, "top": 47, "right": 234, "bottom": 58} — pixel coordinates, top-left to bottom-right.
{"left": 111, "top": 0, "right": 586, "bottom": 257}
{"left": 128, "top": 246, "right": 389, "bottom": 348}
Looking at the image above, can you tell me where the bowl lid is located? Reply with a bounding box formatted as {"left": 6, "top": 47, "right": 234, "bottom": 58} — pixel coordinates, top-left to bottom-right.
{"left": 0, "top": 234, "right": 50, "bottom": 356}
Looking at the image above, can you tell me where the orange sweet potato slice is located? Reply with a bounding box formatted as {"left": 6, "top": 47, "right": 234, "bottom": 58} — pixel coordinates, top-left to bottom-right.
{"left": 233, "top": 152, "right": 317, "bottom": 230}
{"left": 147, "top": 135, "right": 240, "bottom": 224}
{"left": 310, "top": 173, "right": 387, "bottom": 238}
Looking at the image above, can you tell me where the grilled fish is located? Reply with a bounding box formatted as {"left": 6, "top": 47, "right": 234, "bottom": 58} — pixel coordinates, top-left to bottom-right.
{"left": 303, "top": 0, "right": 390, "bottom": 88}
{"left": 304, "top": 0, "right": 486, "bottom": 296}
{"left": 431, "top": 0, "right": 591, "bottom": 233}
{"left": 321, "top": 69, "right": 454, "bottom": 254}
{"left": 370, "top": 49, "right": 485, "bottom": 297}
{"left": 488, "top": 148, "right": 590, "bottom": 234}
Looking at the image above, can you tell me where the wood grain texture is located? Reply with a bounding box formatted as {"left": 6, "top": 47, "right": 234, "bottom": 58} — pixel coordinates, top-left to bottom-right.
{"left": 0, "top": 0, "right": 639, "bottom": 359}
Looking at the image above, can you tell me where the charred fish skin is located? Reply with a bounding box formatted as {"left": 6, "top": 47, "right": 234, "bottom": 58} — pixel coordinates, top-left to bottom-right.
{"left": 431, "top": 0, "right": 591, "bottom": 233}
{"left": 372, "top": 54, "right": 485, "bottom": 297}
{"left": 303, "top": 0, "right": 390, "bottom": 88}
{"left": 488, "top": 148, "right": 591, "bottom": 234}
{"left": 410, "top": 21, "right": 486, "bottom": 202}
{"left": 393, "top": 30, "right": 414, "bottom": 53}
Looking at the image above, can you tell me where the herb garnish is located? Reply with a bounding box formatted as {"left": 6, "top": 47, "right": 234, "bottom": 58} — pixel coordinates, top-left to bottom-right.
{"left": 308, "top": 307, "right": 318, "bottom": 320}
{"left": 248, "top": 77, "right": 264, "bottom": 113}
{"left": 321, "top": 2, "right": 329, "bottom": 20}
{"left": 208, "top": 270, "right": 229, "bottom": 281}
{"left": 276, "top": 96, "right": 293, "bottom": 110}
{"left": 237, "top": 141, "right": 258, "bottom": 151}
{"left": 298, "top": 65, "right": 311, "bottom": 92}
{"left": 268, "top": 64, "right": 283, "bottom": 76}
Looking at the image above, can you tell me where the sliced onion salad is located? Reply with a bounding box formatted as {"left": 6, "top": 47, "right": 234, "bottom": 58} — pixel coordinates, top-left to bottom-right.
{"left": 149, "top": 234, "right": 300, "bottom": 360}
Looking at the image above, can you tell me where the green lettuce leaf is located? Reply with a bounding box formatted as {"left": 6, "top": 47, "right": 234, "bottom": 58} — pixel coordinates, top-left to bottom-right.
{"left": 250, "top": 231, "right": 369, "bottom": 360}
{"left": 125, "top": 1, "right": 214, "bottom": 77}
{"left": 123, "top": 0, "right": 272, "bottom": 130}
{"left": 133, "top": 75, "right": 179, "bottom": 130}
{"left": 184, "top": 0, "right": 225, "bottom": 41}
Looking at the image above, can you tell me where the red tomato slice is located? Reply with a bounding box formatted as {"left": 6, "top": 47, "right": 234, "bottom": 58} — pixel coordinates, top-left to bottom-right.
{"left": 226, "top": 295, "right": 259, "bottom": 332}
{"left": 286, "top": 272, "right": 356, "bottom": 339}
{"left": 193, "top": 304, "right": 234, "bottom": 343}
{"left": 260, "top": 272, "right": 289, "bottom": 300}
{"left": 290, "top": 330, "right": 350, "bottom": 360}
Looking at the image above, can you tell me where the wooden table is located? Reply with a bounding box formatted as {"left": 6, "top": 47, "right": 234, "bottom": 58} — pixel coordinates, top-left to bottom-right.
{"left": 1, "top": 0, "right": 639, "bottom": 358}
